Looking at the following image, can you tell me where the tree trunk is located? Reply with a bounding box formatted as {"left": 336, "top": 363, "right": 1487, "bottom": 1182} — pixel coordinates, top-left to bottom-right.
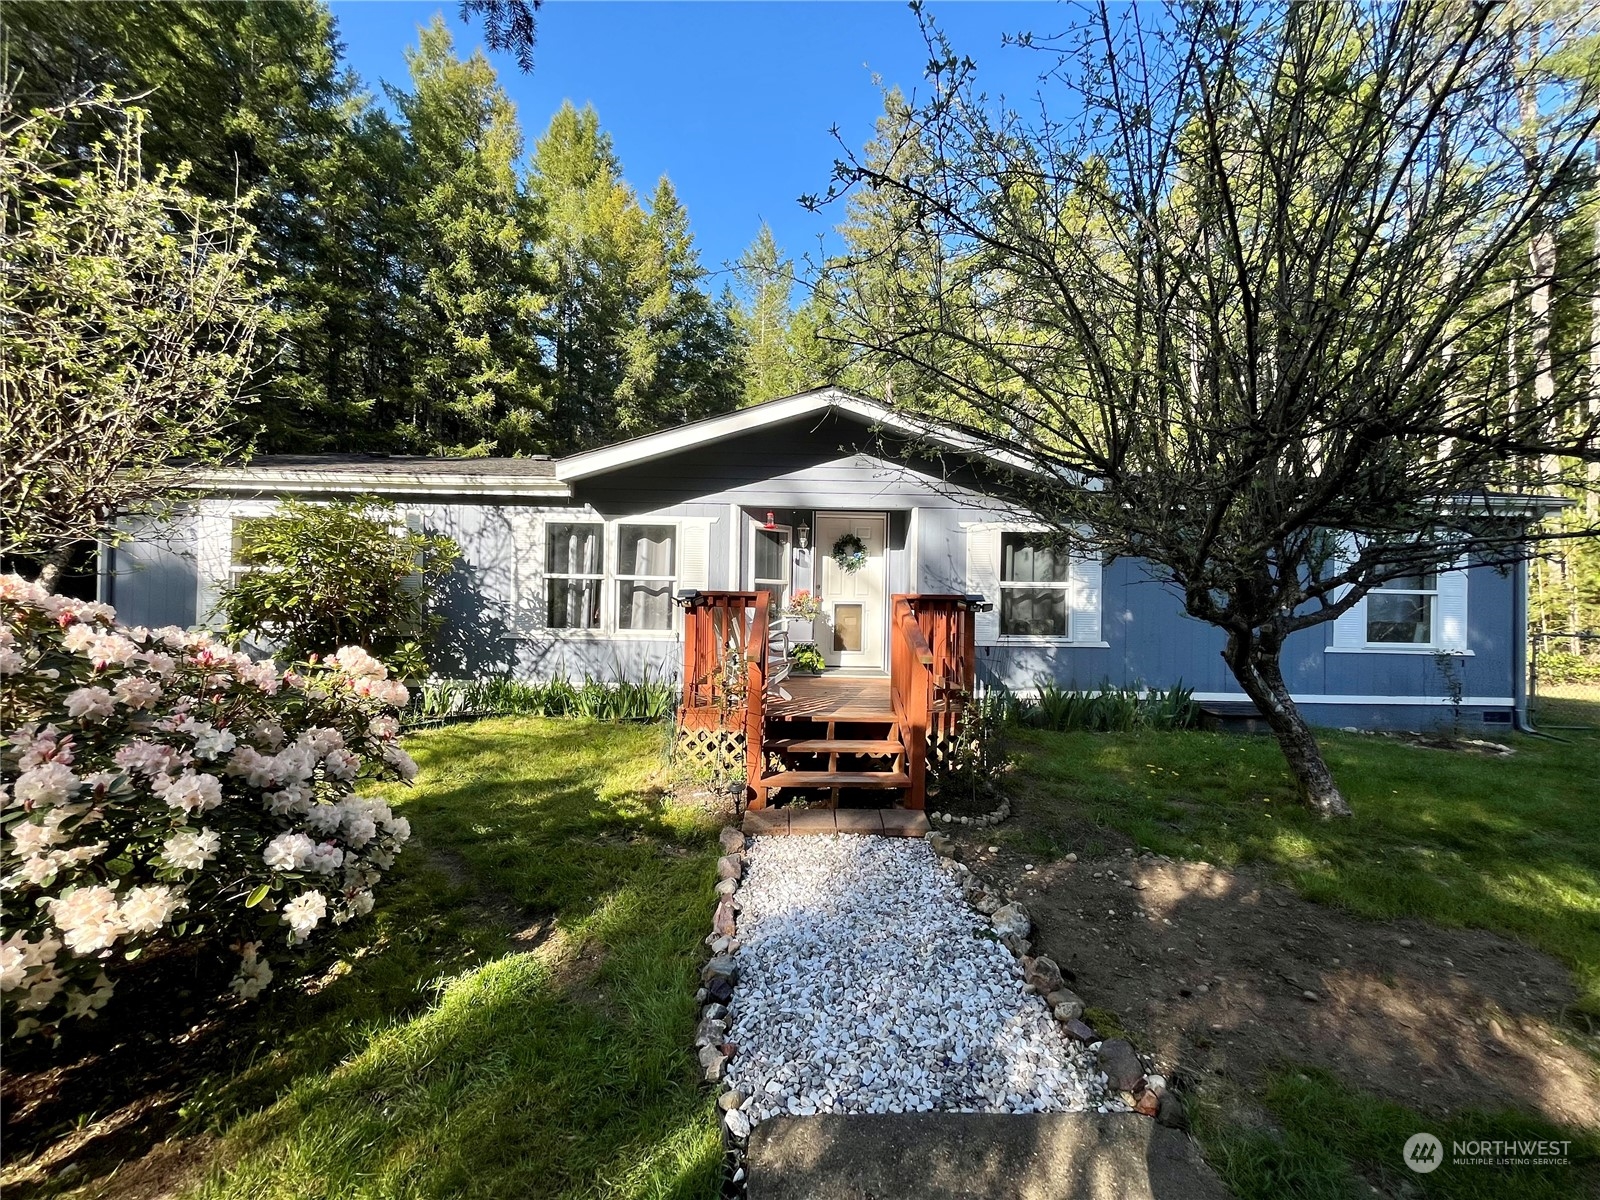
{"left": 1223, "top": 630, "right": 1353, "bottom": 818}
{"left": 34, "top": 543, "right": 78, "bottom": 595}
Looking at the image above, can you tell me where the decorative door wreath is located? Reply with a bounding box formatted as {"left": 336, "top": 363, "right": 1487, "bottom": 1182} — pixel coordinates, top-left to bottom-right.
{"left": 831, "top": 531, "right": 868, "bottom": 574}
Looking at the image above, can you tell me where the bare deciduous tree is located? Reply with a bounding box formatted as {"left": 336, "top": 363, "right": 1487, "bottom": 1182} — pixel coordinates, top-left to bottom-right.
{"left": 813, "top": 0, "right": 1600, "bottom": 816}
{"left": 1, "top": 87, "right": 264, "bottom": 591}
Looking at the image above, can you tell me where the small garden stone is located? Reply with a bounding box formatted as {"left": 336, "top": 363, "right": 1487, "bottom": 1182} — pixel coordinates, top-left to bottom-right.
{"left": 991, "top": 902, "right": 1030, "bottom": 939}
{"left": 1096, "top": 1038, "right": 1144, "bottom": 1092}
{"left": 719, "top": 827, "right": 746, "bottom": 854}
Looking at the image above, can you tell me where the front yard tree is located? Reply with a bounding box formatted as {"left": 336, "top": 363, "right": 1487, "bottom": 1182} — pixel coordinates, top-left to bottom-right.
{"left": 0, "top": 88, "right": 263, "bottom": 591}
{"left": 816, "top": 0, "right": 1600, "bottom": 816}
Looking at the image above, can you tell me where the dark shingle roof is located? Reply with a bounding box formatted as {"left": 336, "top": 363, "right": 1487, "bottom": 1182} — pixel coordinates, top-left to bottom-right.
{"left": 235, "top": 454, "right": 557, "bottom": 478}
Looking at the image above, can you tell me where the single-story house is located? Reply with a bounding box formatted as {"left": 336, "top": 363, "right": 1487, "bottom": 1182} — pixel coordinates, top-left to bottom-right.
{"left": 106, "top": 386, "right": 1537, "bottom": 732}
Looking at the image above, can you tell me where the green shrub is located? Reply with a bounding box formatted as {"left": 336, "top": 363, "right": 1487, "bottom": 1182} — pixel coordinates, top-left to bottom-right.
{"left": 218, "top": 497, "right": 457, "bottom": 676}
{"left": 1012, "top": 678, "right": 1199, "bottom": 732}
{"left": 409, "top": 668, "right": 676, "bottom": 726}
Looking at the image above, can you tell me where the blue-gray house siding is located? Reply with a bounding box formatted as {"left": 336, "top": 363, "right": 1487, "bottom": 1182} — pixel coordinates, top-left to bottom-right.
{"left": 103, "top": 394, "right": 1525, "bottom": 732}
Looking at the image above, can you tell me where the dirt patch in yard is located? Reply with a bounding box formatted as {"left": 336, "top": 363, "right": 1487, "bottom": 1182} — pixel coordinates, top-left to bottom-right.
{"left": 957, "top": 838, "right": 1599, "bottom": 1130}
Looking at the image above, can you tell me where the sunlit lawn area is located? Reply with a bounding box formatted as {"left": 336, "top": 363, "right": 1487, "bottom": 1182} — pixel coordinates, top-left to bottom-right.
{"left": 185, "top": 717, "right": 722, "bottom": 1200}
{"left": 1009, "top": 723, "right": 1600, "bottom": 1019}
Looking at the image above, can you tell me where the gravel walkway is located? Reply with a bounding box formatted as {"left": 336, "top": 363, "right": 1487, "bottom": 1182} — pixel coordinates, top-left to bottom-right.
{"left": 724, "top": 835, "right": 1110, "bottom": 1129}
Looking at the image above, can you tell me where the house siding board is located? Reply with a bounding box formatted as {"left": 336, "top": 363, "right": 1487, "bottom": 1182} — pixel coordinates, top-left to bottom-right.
{"left": 107, "top": 514, "right": 198, "bottom": 629}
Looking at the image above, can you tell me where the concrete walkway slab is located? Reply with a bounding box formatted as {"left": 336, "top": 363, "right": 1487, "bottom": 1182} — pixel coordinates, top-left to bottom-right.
{"left": 745, "top": 1113, "right": 1230, "bottom": 1200}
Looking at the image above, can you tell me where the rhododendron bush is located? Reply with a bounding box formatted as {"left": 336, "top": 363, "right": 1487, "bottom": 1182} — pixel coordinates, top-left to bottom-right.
{"left": 0, "top": 575, "right": 417, "bottom": 1039}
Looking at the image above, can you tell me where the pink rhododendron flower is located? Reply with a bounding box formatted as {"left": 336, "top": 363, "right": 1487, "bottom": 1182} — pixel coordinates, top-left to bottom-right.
{"left": 64, "top": 687, "right": 115, "bottom": 721}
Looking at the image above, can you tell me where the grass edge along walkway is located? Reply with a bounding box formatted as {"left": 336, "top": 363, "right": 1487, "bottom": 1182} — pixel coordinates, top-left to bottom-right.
{"left": 189, "top": 716, "right": 724, "bottom": 1200}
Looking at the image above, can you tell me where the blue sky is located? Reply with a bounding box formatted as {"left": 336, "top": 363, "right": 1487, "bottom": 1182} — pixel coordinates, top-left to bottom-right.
{"left": 330, "top": 1, "right": 1058, "bottom": 288}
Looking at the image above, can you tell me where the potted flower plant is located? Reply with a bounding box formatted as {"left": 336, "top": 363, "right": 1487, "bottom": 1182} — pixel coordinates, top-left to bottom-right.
{"left": 783, "top": 590, "right": 823, "bottom": 621}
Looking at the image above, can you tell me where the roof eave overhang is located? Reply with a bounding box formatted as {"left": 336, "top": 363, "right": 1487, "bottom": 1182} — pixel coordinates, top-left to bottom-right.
{"left": 179, "top": 470, "right": 571, "bottom": 498}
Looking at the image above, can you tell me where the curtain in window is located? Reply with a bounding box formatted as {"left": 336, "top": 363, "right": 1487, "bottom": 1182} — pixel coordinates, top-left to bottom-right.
{"left": 620, "top": 525, "right": 675, "bottom": 630}
{"left": 547, "top": 524, "right": 601, "bottom": 629}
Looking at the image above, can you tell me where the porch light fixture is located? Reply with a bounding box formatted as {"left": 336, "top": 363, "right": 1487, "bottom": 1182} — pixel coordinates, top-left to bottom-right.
{"left": 764, "top": 510, "right": 777, "bottom": 529}
{"left": 797, "top": 521, "right": 810, "bottom": 550}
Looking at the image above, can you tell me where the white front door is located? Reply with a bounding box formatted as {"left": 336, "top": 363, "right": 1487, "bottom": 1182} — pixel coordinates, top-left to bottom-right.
{"left": 815, "top": 513, "right": 887, "bottom": 670}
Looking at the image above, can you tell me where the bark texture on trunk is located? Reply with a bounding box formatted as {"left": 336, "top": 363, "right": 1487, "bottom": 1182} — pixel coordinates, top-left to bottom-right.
{"left": 1224, "top": 630, "right": 1353, "bottom": 818}
{"left": 34, "top": 544, "right": 77, "bottom": 595}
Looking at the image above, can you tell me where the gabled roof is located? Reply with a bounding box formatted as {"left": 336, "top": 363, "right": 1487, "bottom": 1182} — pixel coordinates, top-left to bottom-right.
{"left": 182, "top": 388, "right": 1041, "bottom": 497}
{"left": 552, "top": 387, "right": 1040, "bottom": 482}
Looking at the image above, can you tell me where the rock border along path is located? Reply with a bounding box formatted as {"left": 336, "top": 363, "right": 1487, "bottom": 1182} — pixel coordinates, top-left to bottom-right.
{"left": 707, "top": 834, "right": 1114, "bottom": 1140}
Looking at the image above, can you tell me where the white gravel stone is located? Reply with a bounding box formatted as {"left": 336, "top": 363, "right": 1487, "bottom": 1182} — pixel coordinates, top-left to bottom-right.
{"left": 723, "top": 835, "right": 1108, "bottom": 1129}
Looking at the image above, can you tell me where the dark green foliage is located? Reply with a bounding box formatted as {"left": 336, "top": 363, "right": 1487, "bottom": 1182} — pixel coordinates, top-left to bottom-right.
{"left": 6, "top": 2, "right": 746, "bottom": 458}
{"left": 995, "top": 679, "right": 1201, "bottom": 733}
{"left": 218, "top": 497, "right": 458, "bottom": 672}
{"left": 410, "top": 669, "right": 677, "bottom": 724}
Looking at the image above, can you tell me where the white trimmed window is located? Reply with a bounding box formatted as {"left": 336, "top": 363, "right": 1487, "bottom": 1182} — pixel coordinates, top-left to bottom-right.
{"left": 545, "top": 522, "right": 604, "bottom": 629}
{"left": 1330, "top": 557, "right": 1470, "bottom": 653}
{"left": 228, "top": 517, "right": 268, "bottom": 584}
{"left": 966, "top": 525, "right": 1102, "bottom": 645}
{"left": 999, "top": 533, "right": 1071, "bottom": 636}
{"left": 1365, "top": 571, "right": 1437, "bottom": 644}
{"left": 616, "top": 523, "right": 677, "bottom": 631}
{"left": 751, "top": 525, "right": 791, "bottom": 615}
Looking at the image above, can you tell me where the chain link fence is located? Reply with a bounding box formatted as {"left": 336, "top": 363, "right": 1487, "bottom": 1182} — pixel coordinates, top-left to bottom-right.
{"left": 1530, "top": 632, "right": 1600, "bottom": 730}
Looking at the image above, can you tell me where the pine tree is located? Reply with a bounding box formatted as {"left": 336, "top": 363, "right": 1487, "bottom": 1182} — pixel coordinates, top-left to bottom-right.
{"left": 529, "top": 101, "right": 646, "bottom": 450}
{"left": 735, "top": 223, "right": 802, "bottom": 403}
{"left": 828, "top": 87, "right": 946, "bottom": 407}
{"left": 392, "top": 17, "right": 547, "bottom": 455}
{"left": 616, "top": 177, "right": 744, "bottom": 431}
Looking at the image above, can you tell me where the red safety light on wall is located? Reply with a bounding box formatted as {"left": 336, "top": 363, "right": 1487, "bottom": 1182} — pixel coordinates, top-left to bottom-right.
{"left": 763, "top": 510, "right": 776, "bottom": 529}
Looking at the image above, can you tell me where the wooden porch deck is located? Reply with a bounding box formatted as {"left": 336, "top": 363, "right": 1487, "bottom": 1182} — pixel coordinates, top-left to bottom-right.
{"left": 767, "top": 674, "right": 893, "bottom": 721}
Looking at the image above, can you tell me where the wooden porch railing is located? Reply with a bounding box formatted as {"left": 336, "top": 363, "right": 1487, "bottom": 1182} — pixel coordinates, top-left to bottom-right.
{"left": 890, "top": 594, "right": 982, "bottom": 809}
{"left": 676, "top": 590, "right": 770, "bottom": 805}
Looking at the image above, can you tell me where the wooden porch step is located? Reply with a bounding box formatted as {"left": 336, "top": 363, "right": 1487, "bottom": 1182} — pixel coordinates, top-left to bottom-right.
{"left": 774, "top": 738, "right": 903, "bottom": 754}
{"left": 760, "top": 770, "right": 912, "bottom": 789}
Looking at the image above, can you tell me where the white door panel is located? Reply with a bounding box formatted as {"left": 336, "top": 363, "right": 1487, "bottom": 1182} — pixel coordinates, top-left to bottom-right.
{"left": 815, "top": 513, "right": 887, "bottom": 670}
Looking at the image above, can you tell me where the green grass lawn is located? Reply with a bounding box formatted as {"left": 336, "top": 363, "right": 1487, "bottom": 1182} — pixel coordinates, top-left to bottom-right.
{"left": 1008, "top": 724, "right": 1600, "bottom": 1020}
{"left": 186, "top": 717, "right": 723, "bottom": 1200}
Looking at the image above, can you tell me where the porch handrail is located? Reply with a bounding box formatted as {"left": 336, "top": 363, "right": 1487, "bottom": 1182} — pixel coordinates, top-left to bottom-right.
{"left": 676, "top": 590, "right": 770, "bottom": 806}
{"left": 890, "top": 594, "right": 986, "bottom": 809}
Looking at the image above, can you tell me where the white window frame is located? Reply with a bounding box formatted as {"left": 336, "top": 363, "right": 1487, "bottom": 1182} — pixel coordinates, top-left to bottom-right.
{"left": 542, "top": 519, "right": 606, "bottom": 633}
{"left": 997, "top": 530, "right": 1074, "bottom": 641}
{"left": 612, "top": 520, "right": 681, "bottom": 636}
{"left": 1326, "top": 546, "right": 1472, "bottom": 656}
{"left": 748, "top": 522, "right": 792, "bottom": 613}
{"left": 1363, "top": 571, "right": 1439, "bottom": 648}
{"left": 196, "top": 498, "right": 279, "bottom": 624}
{"left": 968, "top": 523, "right": 1107, "bottom": 648}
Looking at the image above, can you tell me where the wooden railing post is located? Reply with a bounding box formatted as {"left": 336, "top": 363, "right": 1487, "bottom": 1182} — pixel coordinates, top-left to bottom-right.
{"left": 745, "top": 590, "right": 769, "bottom": 810}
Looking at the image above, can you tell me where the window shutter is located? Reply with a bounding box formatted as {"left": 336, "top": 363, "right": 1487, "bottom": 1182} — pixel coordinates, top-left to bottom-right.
{"left": 1331, "top": 593, "right": 1368, "bottom": 648}
{"left": 1436, "top": 561, "right": 1469, "bottom": 652}
{"left": 966, "top": 525, "right": 1002, "bottom": 644}
{"left": 679, "top": 519, "right": 711, "bottom": 591}
{"left": 509, "top": 512, "right": 543, "bottom": 635}
{"left": 1329, "top": 538, "right": 1367, "bottom": 648}
{"left": 1068, "top": 551, "right": 1102, "bottom": 643}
